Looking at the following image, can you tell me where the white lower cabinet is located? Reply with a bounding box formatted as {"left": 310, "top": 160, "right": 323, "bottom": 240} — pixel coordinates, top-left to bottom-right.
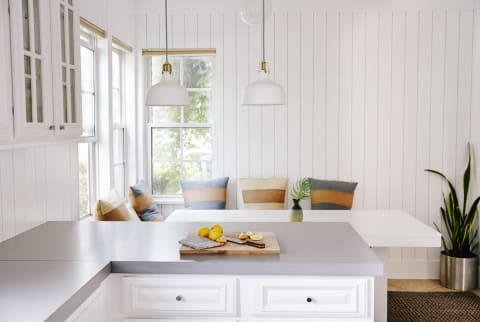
{"left": 66, "top": 286, "right": 105, "bottom": 322}
{"left": 103, "top": 274, "right": 374, "bottom": 322}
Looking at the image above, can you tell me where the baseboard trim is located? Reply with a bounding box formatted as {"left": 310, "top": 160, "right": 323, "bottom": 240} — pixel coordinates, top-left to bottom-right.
{"left": 387, "top": 259, "right": 440, "bottom": 279}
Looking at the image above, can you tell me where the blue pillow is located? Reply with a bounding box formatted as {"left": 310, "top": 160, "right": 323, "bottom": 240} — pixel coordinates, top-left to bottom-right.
{"left": 180, "top": 177, "right": 229, "bottom": 209}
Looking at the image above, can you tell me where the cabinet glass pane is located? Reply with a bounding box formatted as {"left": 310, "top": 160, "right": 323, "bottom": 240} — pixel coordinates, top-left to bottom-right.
{"left": 62, "top": 67, "right": 68, "bottom": 123}
{"left": 60, "top": 4, "right": 66, "bottom": 63}
{"left": 25, "top": 78, "right": 32, "bottom": 122}
{"left": 33, "top": 0, "right": 41, "bottom": 54}
{"left": 70, "top": 69, "right": 76, "bottom": 123}
{"left": 24, "top": 56, "right": 31, "bottom": 75}
{"left": 22, "top": 0, "right": 30, "bottom": 51}
{"left": 36, "top": 59, "right": 43, "bottom": 122}
{"left": 68, "top": 9, "right": 74, "bottom": 64}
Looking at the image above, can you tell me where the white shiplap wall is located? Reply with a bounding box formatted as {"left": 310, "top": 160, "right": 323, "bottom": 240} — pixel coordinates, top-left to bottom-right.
{"left": 0, "top": 144, "right": 79, "bottom": 242}
{"left": 136, "top": 0, "right": 480, "bottom": 278}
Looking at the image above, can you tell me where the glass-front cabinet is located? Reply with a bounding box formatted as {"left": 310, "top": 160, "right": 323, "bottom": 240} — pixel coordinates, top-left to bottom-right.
{"left": 9, "top": 0, "right": 81, "bottom": 139}
{"left": 0, "top": 0, "right": 13, "bottom": 141}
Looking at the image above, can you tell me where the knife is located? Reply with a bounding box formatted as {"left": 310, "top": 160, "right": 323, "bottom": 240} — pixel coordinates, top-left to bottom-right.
{"left": 225, "top": 236, "right": 266, "bottom": 248}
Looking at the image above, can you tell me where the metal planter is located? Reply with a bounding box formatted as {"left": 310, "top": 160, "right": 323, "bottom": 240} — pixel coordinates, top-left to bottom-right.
{"left": 440, "top": 253, "right": 478, "bottom": 291}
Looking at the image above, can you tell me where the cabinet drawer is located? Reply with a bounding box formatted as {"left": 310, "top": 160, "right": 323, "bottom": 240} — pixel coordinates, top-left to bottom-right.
{"left": 244, "top": 277, "right": 373, "bottom": 320}
{"left": 122, "top": 276, "right": 237, "bottom": 317}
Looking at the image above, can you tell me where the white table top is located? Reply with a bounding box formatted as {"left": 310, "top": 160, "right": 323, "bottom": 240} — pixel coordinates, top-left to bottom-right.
{"left": 166, "top": 209, "right": 441, "bottom": 248}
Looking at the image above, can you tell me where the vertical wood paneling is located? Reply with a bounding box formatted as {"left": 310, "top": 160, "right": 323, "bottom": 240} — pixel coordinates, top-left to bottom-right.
{"left": 197, "top": 14, "right": 211, "bottom": 48}
{"left": 351, "top": 12, "right": 366, "bottom": 208}
{"left": 213, "top": 14, "right": 224, "bottom": 178}
{"left": 0, "top": 151, "right": 15, "bottom": 239}
{"left": 172, "top": 14, "right": 186, "bottom": 48}
{"left": 363, "top": 12, "right": 379, "bottom": 208}
{"left": 274, "top": 12, "right": 288, "bottom": 179}
{"left": 312, "top": 12, "right": 327, "bottom": 179}
{"left": 185, "top": 13, "right": 197, "bottom": 48}
{"left": 146, "top": 13, "right": 160, "bottom": 48}
{"left": 325, "top": 13, "right": 340, "bottom": 180}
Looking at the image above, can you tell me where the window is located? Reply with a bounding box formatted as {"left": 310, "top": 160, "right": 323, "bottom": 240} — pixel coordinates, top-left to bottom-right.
{"left": 78, "top": 28, "right": 97, "bottom": 218}
{"left": 111, "top": 48, "right": 126, "bottom": 199}
{"left": 147, "top": 55, "right": 214, "bottom": 197}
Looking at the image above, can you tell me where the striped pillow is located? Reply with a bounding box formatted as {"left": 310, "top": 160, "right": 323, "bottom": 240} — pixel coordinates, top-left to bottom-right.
{"left": 128, "top": 181, "right": 163, "bottom": 221}
{"left": 181, "top": 177, "right": 229, "bottom": 209}
{"left": 309, "top": 178, "right": 358, "bottom": 210}
{"left": 240, "top": 178, "right": 288, "bottom": 210}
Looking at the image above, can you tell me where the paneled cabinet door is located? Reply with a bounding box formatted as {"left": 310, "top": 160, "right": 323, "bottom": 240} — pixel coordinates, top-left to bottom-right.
{"left": 0, "top": 0, "right": 13, "bottom": 141}
{"left": 51, "top": 0, "right": 82, "bottom": 137}
{"left": 10, "top": 0, "right": 54, "bottom": 138}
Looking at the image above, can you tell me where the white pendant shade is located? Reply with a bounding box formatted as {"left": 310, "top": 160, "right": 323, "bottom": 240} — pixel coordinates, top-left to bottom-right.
{"left": 243, "top": 70, "right": 286, "bottom": 105}
{"left": 145, "top": 72, "right": 190, "bottom": 106}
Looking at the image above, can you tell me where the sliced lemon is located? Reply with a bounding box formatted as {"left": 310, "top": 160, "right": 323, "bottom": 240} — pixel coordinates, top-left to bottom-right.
{"left": 209, "top": 229, "right": 222, "bottom": 241}
{"left": 238, "top": 232, "right": 248, "bottom": 240}
{"left": 216, "top": 236, "right": 226, "bottom": 243}
{"left": 197, "top": 227, "right": 210, "bottom": 237}
{"left": 246, "top": 231, "right": 255, "bottom": 237}
{"left": 249, "top": 233, "right": 263, "bottom": 241}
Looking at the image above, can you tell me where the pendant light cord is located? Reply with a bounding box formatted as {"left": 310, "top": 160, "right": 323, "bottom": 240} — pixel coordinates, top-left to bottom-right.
{"left": 262, "top": 0, "right": 265, "bottom": 62}
{"left": 165, "top": 0, "right": 169, "bottom": 63}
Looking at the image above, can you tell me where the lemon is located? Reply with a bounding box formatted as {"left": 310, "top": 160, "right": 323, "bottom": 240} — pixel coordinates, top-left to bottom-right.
{"left": 246, "top": 231, "right": 254, "bottom": 237}
{"left": 210, "top": 224, "right": 223, "bottom": 233}
{"left": 198, "top": 227, "right": 210, "bottom": 237}
{"left": 216, "top": 236, "right": 226, "bottom": 243}
{"left": 238, "top": 232, "right": 248, "bottom": 240}
{"left": 250, "top": 233, "right": 263, "bottom": 241}
{"left": 209, "top": 229, "right": 222, "bottom": 241}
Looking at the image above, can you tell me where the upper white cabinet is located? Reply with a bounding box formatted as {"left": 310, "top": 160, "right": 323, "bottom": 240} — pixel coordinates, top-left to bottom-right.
{"left": 9, "top": 0, "right": 81, "bottom": 140}
{"left": 51, "top": 0, "right": 82, "bottom": 137}
{"left": 0, "top": 0, "right": 13, "bottom": 141}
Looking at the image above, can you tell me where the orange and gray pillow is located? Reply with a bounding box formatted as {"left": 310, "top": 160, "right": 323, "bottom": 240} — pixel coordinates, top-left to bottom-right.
{"left": 309, "top": 178, "right": 358, "bottom": 210}
{"left": 95, "top": 190, "right": 140, "bottom": 221}
{"left": 239, "top": 178, "right": 288, "bottom": 210}
{"left": 181, "top": 177, "right": 229, "bottom": 209}
{"left": 128, "top": 181, "right": 163, "bottom": 221}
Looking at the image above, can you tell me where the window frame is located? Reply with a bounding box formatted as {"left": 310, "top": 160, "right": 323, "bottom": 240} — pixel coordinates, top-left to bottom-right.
{"left": 145, "top": 53, "right": 216, "bottom": 200}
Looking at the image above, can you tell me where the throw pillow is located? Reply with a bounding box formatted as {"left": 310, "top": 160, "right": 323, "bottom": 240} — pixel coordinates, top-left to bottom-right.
{"left": 239, "top": 178, "right": 288, "bottom": 210}
{"left": 309, "top": 178, "right": 358, "bottom": 210}
{"left": 128, "top": 181, "right": 163, "bottom": 221}
{"left": 95, "top": 189, "right": 138, "bottom": 221}
{"left": 181, "top": 177, "right": 229, "bottom": 209}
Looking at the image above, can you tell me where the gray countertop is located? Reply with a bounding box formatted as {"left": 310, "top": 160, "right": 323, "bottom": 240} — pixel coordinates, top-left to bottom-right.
{"left": 0, "top": 221, "right": 383, "bottom": 322}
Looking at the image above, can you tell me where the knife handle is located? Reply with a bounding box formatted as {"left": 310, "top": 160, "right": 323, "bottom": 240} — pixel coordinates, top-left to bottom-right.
{"left": 246, "top": 240, "right": 266, "bottom": 248}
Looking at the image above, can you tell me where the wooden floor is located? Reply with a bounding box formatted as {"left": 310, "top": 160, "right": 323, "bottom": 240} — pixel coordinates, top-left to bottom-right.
{"left": 388, "top": 279, "right": 480, "bottom": 297}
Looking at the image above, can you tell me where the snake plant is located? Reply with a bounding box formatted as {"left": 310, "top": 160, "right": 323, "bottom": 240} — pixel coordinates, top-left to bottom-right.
{"left": 425, "top": 144, "right": 479, "bottom": 258}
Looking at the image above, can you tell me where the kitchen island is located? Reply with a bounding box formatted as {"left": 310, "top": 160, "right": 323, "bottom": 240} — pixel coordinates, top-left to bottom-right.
{"left": 0, "top": 221, "right": 382, "bottom": 322}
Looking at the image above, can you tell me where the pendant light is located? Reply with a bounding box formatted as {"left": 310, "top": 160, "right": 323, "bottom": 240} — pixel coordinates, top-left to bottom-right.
{"left": 243, "top": 0, "right": 285, "bottom": 105}
{"left": 145, "top": 0, "right": 190, "bottom": 106}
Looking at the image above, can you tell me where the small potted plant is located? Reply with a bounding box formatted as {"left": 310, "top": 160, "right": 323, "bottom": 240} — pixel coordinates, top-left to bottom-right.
{"left": 289, "top": 178, "right": 311, "bottom": 221}
{"left": 425, "top": 144, "right": 479, "bottom": 291}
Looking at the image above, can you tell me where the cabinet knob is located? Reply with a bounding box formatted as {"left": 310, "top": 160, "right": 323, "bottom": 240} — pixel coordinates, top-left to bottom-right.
{"left": 48, "top": 125, "right": 55, "bottom": 130}
{"left": 175, "top": 295, "right": 183, "bottom": 302}
{"left": 59, "top": 125, "right": 65, "bottom": 130}
{"left": 306, "top": 297, "right": 313, "bottom": 303}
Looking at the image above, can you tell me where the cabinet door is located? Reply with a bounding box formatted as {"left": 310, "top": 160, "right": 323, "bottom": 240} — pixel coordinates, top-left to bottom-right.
{"left": 10, "top": 0, "right": 54, "bottom": 138}
{"left": 66, "top": 287, "right": 105, "bottom": 322}
{"left": 0, "top": 0, "right": 13, "bottom": 141}
{"left": 51, "top": 0, "right": 82, "bottom": 137}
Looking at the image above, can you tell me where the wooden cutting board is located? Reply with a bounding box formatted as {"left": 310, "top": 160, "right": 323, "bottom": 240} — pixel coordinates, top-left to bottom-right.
{"left": 180, "top": 232, "right": 280, "bottom": 255}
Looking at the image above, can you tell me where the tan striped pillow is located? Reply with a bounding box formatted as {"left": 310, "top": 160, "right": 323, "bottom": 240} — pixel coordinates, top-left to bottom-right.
{"left": 240, "top": 178, "right": 288, "bottom": 210}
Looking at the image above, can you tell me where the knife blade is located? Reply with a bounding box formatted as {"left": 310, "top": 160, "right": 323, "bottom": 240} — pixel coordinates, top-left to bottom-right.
{"left": 225, "top": 236, "right": 266, "bottom": 248}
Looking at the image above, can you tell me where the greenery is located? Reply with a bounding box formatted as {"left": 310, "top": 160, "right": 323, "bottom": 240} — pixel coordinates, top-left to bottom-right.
{"left": 150, "top": 56, "right": 214, "bottom": 195}
{"left": 290, "top": 178, "right": 311, "bottom": 201}
{"left": 425, "top": 144, "right": 479, "bottom": 258}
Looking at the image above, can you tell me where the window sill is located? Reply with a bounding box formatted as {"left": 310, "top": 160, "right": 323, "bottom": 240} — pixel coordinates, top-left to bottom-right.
{"left": 154, "top": 197, "right": 184, "bottom": 205}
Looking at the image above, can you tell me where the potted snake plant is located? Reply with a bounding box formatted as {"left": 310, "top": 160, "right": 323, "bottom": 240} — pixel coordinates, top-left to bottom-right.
{"left": 425, "top": 144, "right": 479, "bottom": 291}
{"left": 289, "top": 178, "right": 310, "bottom": 222}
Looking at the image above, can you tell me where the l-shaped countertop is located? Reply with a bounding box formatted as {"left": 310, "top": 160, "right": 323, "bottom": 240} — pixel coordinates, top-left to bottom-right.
{"left": 0, "top": 221, "right": 383, "bottom": 322}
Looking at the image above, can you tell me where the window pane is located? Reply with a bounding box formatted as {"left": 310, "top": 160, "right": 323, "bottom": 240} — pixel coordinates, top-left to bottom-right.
{"left": 36, "top": 59, "right": 43, "bottom": 122}
{"left": 183, "top": 128, "right": 212, "bottom": 161}
{"left": 82, "top": 93, "right": 95, "bottom": 136}
{"left": 68, "top": 9, "right": 74, "bottom": 64}
{"left": 112, "top": 51, "right": 120, "bottom": 88}
{"left": 183, "top": 161, "right": 212, "bottom": 181}
{"left": 22, "top": 0, "right": 30, "bottom": 51}
{"left": 184, "top": 91, "right": 211, "bottom": 123}
{"left": 112, "top": 128, "right": 124, "bottom": 163}
{"left": 25, "top": 78, "right": 32, "bottom": 122}
{"left": 113, "top": 165, "right": 125, "bottom": 199}
{"left": 33, "top": 0, "right": 41, "bottom": 54}
{"left": 81, "top": 47, "right": 94, "bottom": 92}
{"left": 112, "top": 88, "right": 121, "bottom": 124}
{"left": 151, "top": 57, "right": 180, "bottom": 84}
{"left": 78, "top": 143, "right": 90, "bottom": 217}
{"left": 24, "top": 56, "right": 31, "bottom": 75}
{"left": 60, "top": 4, "right": 66, "bottom": 62}
{"left": 152, "top": 128, "right": 180, "bottom": 160}
{"left": 70, "top": 69, "right": 76, "bottom": 122}
{"left": 149, "top": 106, "right": 181, "bottom": 123}
{"left": 62, "top": 67, "right": 68, "bottom": 123}
{"left": 183, "top": 57, "right": 213, "bottom": 88}
{"left": 152, "top": 162, "right": 181, "bottom": 195}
